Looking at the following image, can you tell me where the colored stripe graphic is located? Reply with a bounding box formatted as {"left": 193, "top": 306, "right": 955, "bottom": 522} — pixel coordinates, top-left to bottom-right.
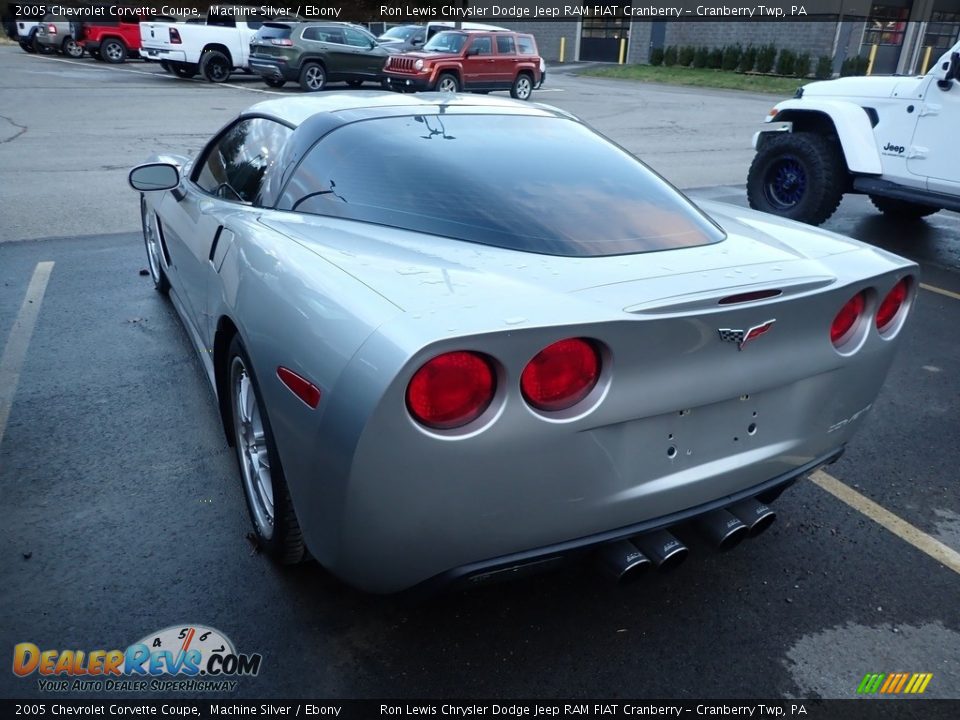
{"left": 858, "top": 673, "right": 932, "bottom": 694}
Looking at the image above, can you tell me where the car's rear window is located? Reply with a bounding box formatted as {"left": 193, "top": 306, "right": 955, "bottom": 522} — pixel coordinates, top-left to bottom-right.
{"left": 257, "top": 23, "right": 293, "bottom": 41}
{"left": 517, "top": 35, "right": 537, "bottom": 54}
{"left": 279, "top": 114, "right": 724, "bottom": 257}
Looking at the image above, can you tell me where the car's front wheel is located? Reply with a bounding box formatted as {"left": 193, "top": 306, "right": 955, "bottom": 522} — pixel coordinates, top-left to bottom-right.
{"left": 100, "top": 38, "right": 127, "bottom": 63}
{"left": 227, "top": 337, "right": 307, "bottom": 564}
{"left": 746, "top": 132, "right": 845, "bottom": 226}
{"left": 140, "top": 196, "right": 169, "bottom": 295}
{"left": 869, "top": 195, "right": 940, "bottom": 220}
{"left": 200, "top": 50, "right": 231, "bottom": 83}
{"left": 510, "top": 73, "right": 533, "bottom": 100}
{"left": 299, "top": 62, "right": 326, "bottom": 91}
{"left": 63, "top": 37, "right": 84, "bottom": 58}
{"left": 435, "top": 72, "right": 460, "bottom": 93}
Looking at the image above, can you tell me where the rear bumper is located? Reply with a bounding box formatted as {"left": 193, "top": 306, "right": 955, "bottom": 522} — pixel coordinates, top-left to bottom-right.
{"left": 249, "top": 58, "right": 297, "bottom": 82}
{"left": 142, "top": 46, "right": 186, "bottom": 63}
{"left": 414, "top": 446, "right": 843, "bottom": 595}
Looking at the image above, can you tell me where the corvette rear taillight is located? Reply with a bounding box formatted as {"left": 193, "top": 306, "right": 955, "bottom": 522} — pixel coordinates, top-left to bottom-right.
{"left": 521, "top": 338, "right": 600, "bottom": 412}
{"left": 876, "top": 278, "right": 910, "bottom": 332}
{"left": 406, "top": 351, "right": 495, "bottom": 430}
{"left": 831, "top": 291, "right": 866, "bottom": 346}
{"left": 169, "top": 27, "right": 181, "bottom": 44}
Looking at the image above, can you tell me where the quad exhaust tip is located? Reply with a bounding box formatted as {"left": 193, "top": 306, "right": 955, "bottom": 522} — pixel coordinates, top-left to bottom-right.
{"left": 597, "top": 539, "right": 653, "bottom": 585}
{"left": 729, "top": 497, "right": 777, "bottom": 537}
{"left": 631, "top": 529, "right": 688, "bottom": 572}
{"left": 696, "top": 508, "right": 749, "bottom": 551}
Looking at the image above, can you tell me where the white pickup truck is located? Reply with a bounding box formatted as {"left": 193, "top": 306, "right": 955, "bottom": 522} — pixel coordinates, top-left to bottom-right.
{"left": 140, "top": 12, "right": 263, "bottom": 82}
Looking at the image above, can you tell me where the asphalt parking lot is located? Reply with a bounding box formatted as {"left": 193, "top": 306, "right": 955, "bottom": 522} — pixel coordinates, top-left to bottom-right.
{"left": 1, "top": 46, "right": 958, "bottom": 702}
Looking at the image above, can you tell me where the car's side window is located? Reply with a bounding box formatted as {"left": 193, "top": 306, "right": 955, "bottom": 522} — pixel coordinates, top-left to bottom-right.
{"left": 192, "top": 118, "right": 292, "bottom": 206}
{"left": 470, "top": 36, "right": 493, "bottom": 56}
{"left": 517, "top": 36, "right": 536, "bottom": 55}
{"left": 495, "top": 35, "right": 515, "bottom": 55}
{"left": 343, "top": 28, "right": 372, "bottom": 48}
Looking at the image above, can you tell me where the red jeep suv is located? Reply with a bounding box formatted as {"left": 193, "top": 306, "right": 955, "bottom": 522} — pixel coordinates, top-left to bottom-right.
{"left": 81, "top": 17, "right": 144, "bottom": 63}
{"left": 384, "top": 30, "right": 543, "bottom": 100}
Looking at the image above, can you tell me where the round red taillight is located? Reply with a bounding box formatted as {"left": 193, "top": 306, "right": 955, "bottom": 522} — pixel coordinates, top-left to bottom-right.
{"left": 831, "top": 291, "right": 866, "bottom": 346}
{"left": 521, "top": 338, "right": 601, "bottom": 412}
{"left": 406, "top": 351, "right": 495, "bottom": 430}
{"left": 876, "top": 278, "right": 909, "bottom": 331}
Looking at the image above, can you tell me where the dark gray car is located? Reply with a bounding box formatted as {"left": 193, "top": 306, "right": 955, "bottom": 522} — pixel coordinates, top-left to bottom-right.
{"left": 376, "top": 24, "right": 426, "bottom": 53}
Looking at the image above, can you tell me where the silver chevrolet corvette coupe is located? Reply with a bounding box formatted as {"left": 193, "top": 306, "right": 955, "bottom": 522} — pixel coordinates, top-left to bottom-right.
{"left": 129, "top": 93, "right": 917, "bottom": 594}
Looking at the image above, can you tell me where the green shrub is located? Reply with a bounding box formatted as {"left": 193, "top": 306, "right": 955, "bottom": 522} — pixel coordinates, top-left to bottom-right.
{"left": 693, "top": 46, "right": 709, "bottom": 68}
{"left": 663, "top": 45, "right": 677, "bottom": 67}
{"left": 738, "top": 46, "right": 757, "bottom": 73}
{"left": 775, "top": 48, "right": 796, "bottom": 76}
{"left": 678, "top": 45, "right": 695, "bottom": 67}
{"left": 794, "top": 52, "right": 811, "bottom": 78}
{"left": 722, "top": 44, "right": 743, "bottom": 71}
{"left": 815, "top": 55, "right": 833, "bottom": 80}
{"left": 840, "top": 55, "right": 870, "bottom": 76}
{"left": 650, "top": 47, "right": 665, "bottom": 66}
{"left": 756, "top": 44, "right": 777, "bottom": 73}
{"left": 708, "top": 47, "right": 723, "bottom": 69}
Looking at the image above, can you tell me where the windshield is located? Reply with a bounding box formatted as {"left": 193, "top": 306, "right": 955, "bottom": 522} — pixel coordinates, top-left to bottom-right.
{"left": 380, "top": 26, "right": 417, "bottom": 40}
{"left": 280, "top": 113, "right": 724, "bottom": 257}
{"left": 423, "top": 31, "right": 466, "bottom": 53}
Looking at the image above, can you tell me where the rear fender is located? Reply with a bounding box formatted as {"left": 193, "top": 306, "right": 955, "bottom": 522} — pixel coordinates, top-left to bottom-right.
{"left": 757, "top": 100, "right": 882, "bottom": 175}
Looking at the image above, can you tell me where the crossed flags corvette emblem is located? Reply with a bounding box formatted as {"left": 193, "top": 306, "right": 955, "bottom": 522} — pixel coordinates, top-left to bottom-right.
{"left": 718, "top": 319, "right": 776, "bottom": 350}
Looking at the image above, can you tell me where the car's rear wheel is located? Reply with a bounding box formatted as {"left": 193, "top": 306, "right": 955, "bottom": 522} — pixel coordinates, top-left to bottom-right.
{"left": 435, "top": 72, "right": 460, "bottom": 93}
{"left": 200, "top": 50, "right": 231, "bottom": 83}
{"left": 100, "top": 38, "right": 127, "bottom": 63}
{"left": 19, "top": 39, "right": 36, "bottom": 53}
{"left": 63, "top": 37, "right": 84, "bottom": 58}
{"left": 510, "top": 73, "right": 533, "bottom": 100}
{"left": 227, "top": 337, "right": 307, "bottom": 564}
{"left": 746, "top": 132, "right": 845, "bottom": 226}
{"left": 140, "top": 196, "right": 169, "bottom": 295}
{"left": 869, "top": 195, "right": 940, "bottom": 220}
{"left": 264, "top": 77, "right": 286, "bottom": 88}
{"left": 170, "top": 62, "right": 199, "bottom": 78}
{"left": 299, "top": 62, "right": 326, "bottom": 92}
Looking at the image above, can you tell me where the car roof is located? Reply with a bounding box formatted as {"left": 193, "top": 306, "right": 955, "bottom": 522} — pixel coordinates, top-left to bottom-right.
{"left": 244, "top": 92, "right": 571, "bottom": 128}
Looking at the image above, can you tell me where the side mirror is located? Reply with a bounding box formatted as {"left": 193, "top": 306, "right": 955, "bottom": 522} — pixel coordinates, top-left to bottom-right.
{"left": 411, "top": 38, "right": 422, "bottom": 46}
{"left": 129, "top": 163, "right": 179, "bottom": 191}
{"left": 466, "top": 47, "right": 480, "bottom": 57}
{"left": 948, "top": 52, "right": 960, "bottom": 81}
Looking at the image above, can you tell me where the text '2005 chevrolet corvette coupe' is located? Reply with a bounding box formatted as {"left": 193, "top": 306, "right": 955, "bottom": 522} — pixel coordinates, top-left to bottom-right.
{"left": 129, "top": 93, "right": 917, "bottom": 594}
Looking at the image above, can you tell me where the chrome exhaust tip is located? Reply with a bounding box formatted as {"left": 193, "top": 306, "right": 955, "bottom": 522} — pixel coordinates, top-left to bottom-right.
{"left": 696, "top": 508, "right": 749, "bottom": 551}
{"left": 632, "top": 529, "right": 688, "bottom": 572}
{"left": 596, "top": 539, "right": 652, "bottom": 584}
{"left": 729, "top": 498, "right": 777, "bottom": 537}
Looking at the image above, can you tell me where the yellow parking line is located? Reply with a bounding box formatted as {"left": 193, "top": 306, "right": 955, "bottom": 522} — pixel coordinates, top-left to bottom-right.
{"left": 921, "top": 283, "right": 960, "bottom": 302}
{"left": 0, "top": 262, "right": 54, "bottom": 448}
{"left": 810, "top": 470, "right": 960, "bottom": 576}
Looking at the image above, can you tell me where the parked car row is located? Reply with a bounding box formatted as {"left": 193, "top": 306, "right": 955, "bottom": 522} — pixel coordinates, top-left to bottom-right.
{"left": 7, "top": 15, "right": 545, "bottom": 100}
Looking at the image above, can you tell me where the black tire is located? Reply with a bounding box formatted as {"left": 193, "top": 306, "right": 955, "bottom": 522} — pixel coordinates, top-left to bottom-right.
{"left": 170, "top": 62, "right": 199, "bottom": 79}
{"left": 299, "top": 62, "right": 326, "bottom": 92}
{"left": 62, "top": 36, "right": 84, "bottom": 58}
{"left": 100, "top": 38, "right": 127, "bottom": 64}
{"left": 226, "top": 335, "right": 307, "bottom": 565}
{"left": 140, "top": 196, "right": 170, "bottom": 295}
{"left": 435, "top": 72, "right": 460, "bottom": 93}
{"left": 746, "top": 132, "right": 846, "bottom": 226}
{"left": 264, "top": 77, "right": 286, "bottom": 88}
{"left": 346, "top": 79, "right": 363, "bottom": 88}
{"left": 200, "top": 50, "right": 231, "bottom": 83}
{"left": 869, "top": 195, "right": 940, "bottom": 220}
{"left": 510, "top": 72, "right": 534, "bottom": 100}
{"left": 19, "top": 40, "right": 36, "bottom": 53}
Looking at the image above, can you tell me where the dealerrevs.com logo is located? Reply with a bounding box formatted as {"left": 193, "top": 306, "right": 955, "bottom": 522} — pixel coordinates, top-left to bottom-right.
{"left": 12, "top": 625, "right": 261, "bottom": 692}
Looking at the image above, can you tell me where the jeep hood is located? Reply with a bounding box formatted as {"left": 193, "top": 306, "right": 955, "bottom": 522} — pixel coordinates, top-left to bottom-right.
{"left": 800, "top": 75, "right": 924, "bottom": 99}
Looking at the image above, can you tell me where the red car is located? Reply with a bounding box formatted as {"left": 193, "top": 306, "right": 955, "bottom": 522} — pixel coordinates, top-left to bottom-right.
{"left": 384, "top": 30, "right": 543, "bottom": 100}
{"left": 81, "top": 18, "right": 143, "bottom": 63}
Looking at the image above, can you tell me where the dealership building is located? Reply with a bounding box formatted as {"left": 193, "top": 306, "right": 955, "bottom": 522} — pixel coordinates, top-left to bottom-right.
{"left": 496, "top": 1, "right": 960, "bottom": 75}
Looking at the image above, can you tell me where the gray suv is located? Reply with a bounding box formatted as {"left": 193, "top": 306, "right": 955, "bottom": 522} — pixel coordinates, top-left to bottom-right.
{"left": 34, "top": 16, "right": 84, "bottom": 58}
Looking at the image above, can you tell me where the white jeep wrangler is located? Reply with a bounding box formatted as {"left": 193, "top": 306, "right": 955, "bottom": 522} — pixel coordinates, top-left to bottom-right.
{"left": 748, "top": 41, "right": 960, "bottom": 225}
